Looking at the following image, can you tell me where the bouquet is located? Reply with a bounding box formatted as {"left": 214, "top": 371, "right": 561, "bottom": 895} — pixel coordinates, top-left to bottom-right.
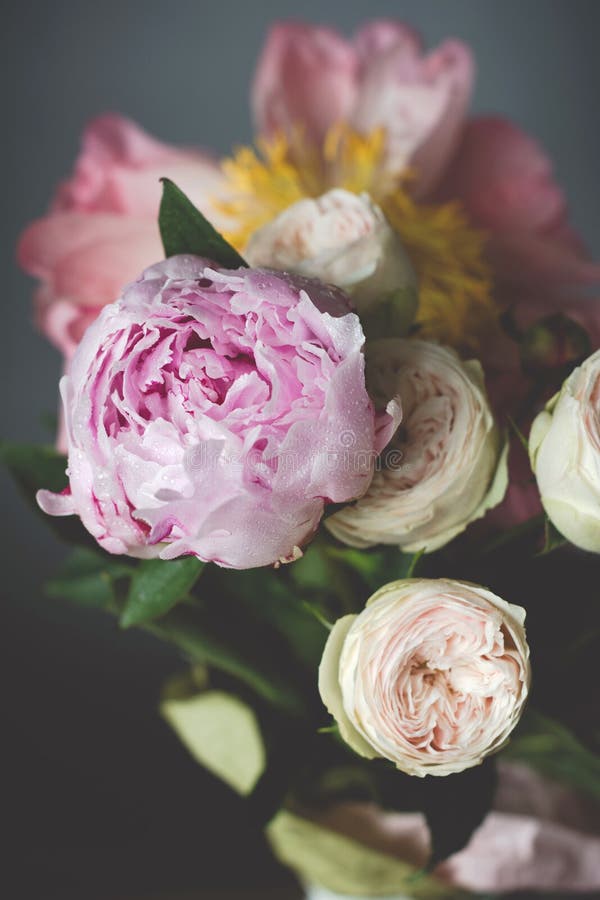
{"left": 9, "top": 18, "right": 600, "bottom": 898}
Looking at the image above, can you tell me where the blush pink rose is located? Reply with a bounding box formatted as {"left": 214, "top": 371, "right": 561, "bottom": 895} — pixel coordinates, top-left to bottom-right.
{"left": 319, "top": 578, "right": 530, "bottom": 776}
{"left": 17, "top": 115, "right": 228, "bottom": 358}
{"left": 252, "top": 20, "right": 474, "bottom": 195}
{"left": 37, "top": 255, "right": 393, "bottom": 569}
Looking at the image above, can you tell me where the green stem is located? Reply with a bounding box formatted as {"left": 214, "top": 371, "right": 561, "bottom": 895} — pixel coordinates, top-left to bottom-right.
{"left": 144, "top": 608, "right": 307, "bottom": 718}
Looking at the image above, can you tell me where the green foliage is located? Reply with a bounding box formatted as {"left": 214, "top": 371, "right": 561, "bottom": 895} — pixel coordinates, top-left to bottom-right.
{"left": 503, "top": 709, "right": 600, "bottom": 799}
{"left": 1, "top": 441, "right": 67, "bottom": 495}
{"left": 361, "top": 286, "right": 419, "bottom": 341}
{"left": 120, "top": 556, "right": 205, "bottom": 628}
{"left": 147, "top": 608, "right": 307, "bottom": 717}
{"left": 539, "top": 517, "right": 568, "bottom": 555}
{"left": 159, "top": 178, "right": 247, "bottom": 267}
{"left": 0, "top": 441, "right": 92, "bottom": 546}
{"left": 46, "top": 548, "right": 131, "bottom": 610}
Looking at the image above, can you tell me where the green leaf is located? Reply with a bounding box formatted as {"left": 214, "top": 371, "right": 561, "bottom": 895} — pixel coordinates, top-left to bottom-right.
{"left": 539, "top": 516, "right": 568, "bottom": 555}
{"left": 503, "top": 709, "right": 600, "bottom": 799}
{"left": 361, "top": 286, "right": 419, "bottom": 341}
{"left": 120, "top": 556, "right": 205, "bottom": 628}
{"left": 220, "top": 568, "right": 328, "bottom": 670}
{"left": 1, "top": 441, "right": 93, "bottom": 547}
{"left": 267, "top": 811, "right": 458, "bottom": 898}
{"left": 148, "top": 609, "right": 307, "bottom": 716}
{"left": 159, "top": 178, "right": 247, "bottom": 268}
{"left": 46, "top": 548, "right": 132, "bottom": 610}
{"left": 1, "top": 441, "right": 68, "bottom": 495}
{"left": 161, "top": 688, "right": 266, "bottom": 796}
{"left": 507, "top": 415, "right": 529, "bottom": 452}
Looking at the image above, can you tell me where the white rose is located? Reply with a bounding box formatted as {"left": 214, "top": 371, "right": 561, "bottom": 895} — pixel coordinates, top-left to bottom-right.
{"left": 326, "top": 339, "right": 508, "bottom": 552}
{"left": 318, "top": 579, "right": 530, "bottom": 777}
{"left": 530, "top": 349, "right": 600, "bottom": 552}
{"left": 245, "top": 188, "right": 417, "bottom": 328}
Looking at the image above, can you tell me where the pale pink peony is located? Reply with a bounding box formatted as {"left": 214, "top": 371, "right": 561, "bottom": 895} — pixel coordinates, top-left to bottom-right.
{"left": 319, "top": 579, "right": 530, "bottom": 776}
{"left": 18, "top": 115, "right": 228, "bottom": 358}
{"left": 37, "top": 255, "right": 392, "bottom": 569}
{"left": 253, "top": 20, "right": 473, "bottom": 196}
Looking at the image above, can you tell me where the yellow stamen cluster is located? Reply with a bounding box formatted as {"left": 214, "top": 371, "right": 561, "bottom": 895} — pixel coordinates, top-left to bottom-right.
{"left": 214, "top": 126, "right": 497, "bottom": 353}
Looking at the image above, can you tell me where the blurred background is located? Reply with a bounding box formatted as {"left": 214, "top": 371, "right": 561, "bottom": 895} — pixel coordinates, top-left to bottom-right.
{"left": 3, "top": 1, "right": 600, "bottom": 897}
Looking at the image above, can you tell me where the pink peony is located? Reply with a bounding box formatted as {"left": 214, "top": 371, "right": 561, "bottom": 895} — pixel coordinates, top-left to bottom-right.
{"left": 252, "top": 22, "right": 600, "bottom": 338}
{"left": 18, "top": 115, "right": 227, "bottom": 358}
{"left": 37, "top": 255, "right": 391, "bottom": 569}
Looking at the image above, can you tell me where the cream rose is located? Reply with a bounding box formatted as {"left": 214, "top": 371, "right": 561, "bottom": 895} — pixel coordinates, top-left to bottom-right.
{"left": 245, "top": 188, "right": 417, "bottom": 327}
{"left": 319, "top": 579, "right": 530, "bottom": 777}
{"left": 326, "top": 339, "right": 507, "bottom": 552}
{"left": 530, "top": 349, "right": 600, "bottom": 551}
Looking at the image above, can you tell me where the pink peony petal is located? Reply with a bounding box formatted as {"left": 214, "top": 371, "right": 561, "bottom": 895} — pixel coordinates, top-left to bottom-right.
{"left": 436, "top": 116, "right": 567, "bottom": 232}
{"left": 252, "top": 22, "right": 358, "bottom": 144}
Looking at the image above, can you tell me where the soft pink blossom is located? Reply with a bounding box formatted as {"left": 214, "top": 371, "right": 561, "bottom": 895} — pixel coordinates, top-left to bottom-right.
{"left": 436, "top": 116, "right": 600, "bottom": 335}
{"left": 252, "top": 20, "right": 474, "bottom": 195}
{"left": 18, "top": 115, "right": 228, "bottom": 358}
{"left": 37, "top": 255, "right": 391, "bottom": 569}
{"left": 319, "top": 579, "right": 530, "bottom": 776}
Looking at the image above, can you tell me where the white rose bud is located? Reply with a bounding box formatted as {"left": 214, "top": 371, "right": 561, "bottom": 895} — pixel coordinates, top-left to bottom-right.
{"left": 326, "top": 339, "right": 508, "bottom": 552}
{"left": 245, "top": 188, "right": 417, "bottom": 332}
{"left": 530, "top": 348, "right": 600, "bottom": 552}
{"left": 319, "top": 579, "right": 530, "bottom": 777}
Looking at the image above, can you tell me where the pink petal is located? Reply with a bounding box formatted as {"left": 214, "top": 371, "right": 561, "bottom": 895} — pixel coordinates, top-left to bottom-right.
{"left": 352, "top": 38, "right": 474, "bottom": 195}
{"left": 18, "top": 212, "right": 162, "bottom": 306}
{"left": 440, "top": 812, "right": 600, "bottom": 893}
{"left": 353, "top": 19, "right": 422, "bottom": 61}
{"left": 489, "top": 228, "right": 600, "bottom": 289}
{"left": 436, "top": 116, "right": 567, "bottom": 232}
{"left": 37, "top": 488, "right": 74, "bottom": 516}
{"left": 252, "top": 22, "right": 358, "bottom": 143}
{"left": 51, "top": 113, "right": 225, "bottom": 219}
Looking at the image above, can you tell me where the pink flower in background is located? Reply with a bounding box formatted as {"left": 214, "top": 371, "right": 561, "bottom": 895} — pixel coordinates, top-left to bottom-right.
{"left": 18, "top": 115, "right": 227, "bottom": 358}
{"left": 38, "top": 255, "right": 391, "bottom": 569}
{"left": 253, "top": 20, "right": 473, "bottom": 196}
{"left": 435, "top": 116, "right": 600, "bottom": 337}
{"left": 253, "top": 21, "right": 600, "bottom": 339}
{"left": 313, "top": 763, "right": 600, "bottom": 893}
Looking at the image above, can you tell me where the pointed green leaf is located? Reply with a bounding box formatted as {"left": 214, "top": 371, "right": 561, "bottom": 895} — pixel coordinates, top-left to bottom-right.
{"left": 539, "top": 516, "right": 568, "bottom": 555}
{"left": 1, "top": 441, "right": 94, "bottom": 547}
{"left": 159, "top": 178, "right": 247, "bottom": 268}
{"left": 1, "top": 441, "right": 68, "bottom": 495}
{"left": 120, "top": 556, "right": 205, "bottom": 628}
{"left": 46, "top": 548, "right": 132, "bottom": 610}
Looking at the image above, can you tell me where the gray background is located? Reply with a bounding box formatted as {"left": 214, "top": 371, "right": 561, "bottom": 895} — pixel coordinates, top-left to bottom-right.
{"left": 2, "top": 0, "right": 600, "bottom": 895}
